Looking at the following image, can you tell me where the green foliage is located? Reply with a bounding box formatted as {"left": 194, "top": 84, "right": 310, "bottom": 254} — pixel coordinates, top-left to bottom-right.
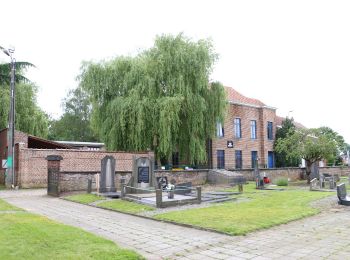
{"left": 0, "top": 60, "right": 48, "bottom": 137}
{"left": 79, "top": 33, "right": 227, "bottom": 163}
{"left": 48, "top": 87, "right": 98, "bottom": 141}
{"left": 275, "top": 128, "right": 338, "bottom": 180}
{"left": 0, "top": 83, "right": 48, "bottom": 138}
{"left": 274, "top": 118, "right": 300, "bottom": 167}
{"left": 154, "top": 183, "right": 332, "bottom": 235}
{"left": 276, "top": 178, "right": 288, "bottom": 186}
{"left": 0, "top": 61, "right": 35, "bottom": 85}
{"left": 318, "top": 126, "right": 347, "bottom": 165}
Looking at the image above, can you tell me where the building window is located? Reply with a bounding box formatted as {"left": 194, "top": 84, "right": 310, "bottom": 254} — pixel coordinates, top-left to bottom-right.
{"left": 250, "top": 120, "right": 257, "bottom": 139}
{"left": 217, "top": 150, "right": 225, "bottom": 169}
{"left": 234, "top": 118, "right": 241, "bottom": 138}
{"left": 216, "top": 122, "right": 224, "bottom": 137}
{"left": 268, "top": 151, "right": 275, "bottom": 168}
{"left": 267, "top": 121, "right": 273, "bottom": 140}
{"left": 235, "top": 150, "right": 242, "bottom": 169}
{"left": 251, "top": 151, "right": 258, "bottom": 168}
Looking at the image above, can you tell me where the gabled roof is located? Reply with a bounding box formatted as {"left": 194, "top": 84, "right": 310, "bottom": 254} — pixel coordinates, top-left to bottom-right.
{"left": 225, "top": 86, "right": 266, "bottom": 107}
{"left": 275, "top": 116, "right": 306, "bottom": 129}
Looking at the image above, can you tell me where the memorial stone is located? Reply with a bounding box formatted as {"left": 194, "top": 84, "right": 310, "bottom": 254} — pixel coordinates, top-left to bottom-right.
{"left": 100, "top": 156, "right": 116, "bottom": 193}
{"left": 131, "top": 156, "right": 156, "bottom": 188}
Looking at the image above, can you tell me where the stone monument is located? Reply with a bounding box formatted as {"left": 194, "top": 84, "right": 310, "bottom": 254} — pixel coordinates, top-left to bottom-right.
{"left": 131, "top": 156, "right": 156, "bottom": 188}
{"left": 100, "top": 156, "right": 116, "bottom": 193}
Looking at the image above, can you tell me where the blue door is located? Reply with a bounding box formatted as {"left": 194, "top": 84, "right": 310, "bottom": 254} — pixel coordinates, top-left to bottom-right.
{"left": 251, "top": 151, "right": 258, "bottom": 168}
{"left": 217, "top": 150, "right": 225, "bottom": 169}
{"left": 268, "top": 151, "right": 274, "bottom": 168}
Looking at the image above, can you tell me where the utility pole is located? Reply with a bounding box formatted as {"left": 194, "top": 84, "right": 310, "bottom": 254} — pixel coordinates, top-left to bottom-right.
{"left": 0, "top": 46, "right": 16, "bottom": 188}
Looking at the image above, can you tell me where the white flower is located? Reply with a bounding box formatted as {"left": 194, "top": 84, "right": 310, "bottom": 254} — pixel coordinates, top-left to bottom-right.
{"left": 166, "top": 183, "right": 175, "bottom": 191}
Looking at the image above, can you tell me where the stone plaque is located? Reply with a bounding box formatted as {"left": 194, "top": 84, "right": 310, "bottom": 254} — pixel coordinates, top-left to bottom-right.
{"left": 138, "top": 167, "right": 149, "bottom": 183}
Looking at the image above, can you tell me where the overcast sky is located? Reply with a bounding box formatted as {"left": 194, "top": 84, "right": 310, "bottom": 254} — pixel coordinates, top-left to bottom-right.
{"left": 1, "top": 0, "right": 350, "bottom": 142}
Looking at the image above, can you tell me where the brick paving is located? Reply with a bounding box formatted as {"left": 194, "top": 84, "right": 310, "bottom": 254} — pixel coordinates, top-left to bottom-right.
{"left": 1, "top": 189, "right": 350, "bottom": 259}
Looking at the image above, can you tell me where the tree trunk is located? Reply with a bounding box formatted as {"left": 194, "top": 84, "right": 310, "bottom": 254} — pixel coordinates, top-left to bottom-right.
{"left": 305, "top": 160, "right": 312, "bottom": 184}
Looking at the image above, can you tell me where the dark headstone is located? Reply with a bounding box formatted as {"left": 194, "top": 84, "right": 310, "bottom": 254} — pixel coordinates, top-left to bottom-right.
{"left": 100, "top": 156, "right": 116, "bottom": 193}
{"left": 131, "top": 156, "right": 155, "bottom": 188}
{"left": 337, "top": 183, "right": 347, "bottom": 199}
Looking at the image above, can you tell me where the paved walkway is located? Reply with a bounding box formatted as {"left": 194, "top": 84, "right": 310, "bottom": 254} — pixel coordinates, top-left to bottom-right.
{"left": 1, "top": 189, "right": 350, "bottom": 260}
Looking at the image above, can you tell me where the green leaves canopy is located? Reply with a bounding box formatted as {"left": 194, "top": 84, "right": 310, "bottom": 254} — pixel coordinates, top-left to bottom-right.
{"left": 275, "top": 128, "right": 338, "bottom": 179}
{"left": 79, "top": 34, "right": 226, "bottom": 163}
{"left": 48, "top": 87, "right": 97, "bottom": 142}
{"left": 274, "top": 118, "right": 300, "bottom": 167}
{"left": 0, "top": 83, "right": 48, "bottom": 138}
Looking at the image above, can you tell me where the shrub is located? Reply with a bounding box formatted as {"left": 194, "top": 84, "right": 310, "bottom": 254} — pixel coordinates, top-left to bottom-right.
{"left": 276, "top": 178, "right": 288, "bottom": 186}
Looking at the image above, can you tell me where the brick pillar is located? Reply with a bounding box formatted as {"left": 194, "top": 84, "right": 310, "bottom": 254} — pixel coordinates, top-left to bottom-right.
{"left": 46, "top": 155, "right": 63, "bottom": 196}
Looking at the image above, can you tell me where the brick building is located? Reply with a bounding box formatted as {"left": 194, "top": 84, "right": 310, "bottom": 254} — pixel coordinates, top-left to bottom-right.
{"left": 210, "top": 87, "right": 278, "bottom": 170}
{"left": 0, "top": 128, "right": 152, "bottom": 188}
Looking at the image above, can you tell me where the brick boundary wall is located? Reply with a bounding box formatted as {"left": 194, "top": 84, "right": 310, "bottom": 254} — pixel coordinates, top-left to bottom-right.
{"left": 17, "top": 148, "right": 153, "bottom": 188}
{"left": 319, "top": 166, "right": 350, "bottom": 177}
{"left": 58, "top": 170, "right": 209, "bottom": 193}
{"left": 154, "top": 170, "right": 208, "bottom": 186}
{"left": 229, "top": 167, "right": 305, "bottom": 182}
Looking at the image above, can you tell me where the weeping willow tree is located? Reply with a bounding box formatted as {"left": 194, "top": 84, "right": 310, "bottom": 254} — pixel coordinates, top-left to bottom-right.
{"left": 79, "top": 34, "right": 227, "bottom": 164}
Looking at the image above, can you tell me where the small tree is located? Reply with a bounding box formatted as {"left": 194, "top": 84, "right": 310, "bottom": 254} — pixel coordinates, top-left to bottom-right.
{"left": 274, "top": 118, "right": 300, "bottom": 167}
{"left": 275, "top": 128, "right": 337, "bottom": 183}
{"left": 48, "top": 87, "right": 97, "bottom": 142}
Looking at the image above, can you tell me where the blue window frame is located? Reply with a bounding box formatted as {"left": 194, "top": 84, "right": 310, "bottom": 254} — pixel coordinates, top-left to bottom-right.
{"left": 234, "top": 118, "right": 241, "bottom": 138}
{"left": 235, "top": 150, "right": 242, "bottom": 169}
{"left": 250, "top": 120, "right": 257, "bottom": 139}
{"left": 267, "top": 121, "right": 273, "bottom": 140}
{"left": 217, "top": 150, "right": 225, "bottom": 169}
{"left": 251, "top": 151, "right": 258, "bottom": 168}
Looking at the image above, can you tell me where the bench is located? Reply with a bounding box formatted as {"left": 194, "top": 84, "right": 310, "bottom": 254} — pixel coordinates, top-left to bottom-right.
{"left": 337, "top": 183, "right": 350, "bottom": 206}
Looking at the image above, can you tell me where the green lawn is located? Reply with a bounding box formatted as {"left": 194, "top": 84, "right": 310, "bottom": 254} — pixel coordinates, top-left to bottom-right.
{"left": 0, "top": 199, "right": 143, "bottom": 260}
{"left": 98, "top": 200, "right": 155, "bottom": 214}
{"left": 154, "top": 183, "right": 334, "bottom": 236}
{"left": 64, "top": 193, "right": 106, "bottom": 204}
{"left": 0, "top": 199, "right": 21, "bottom": 211}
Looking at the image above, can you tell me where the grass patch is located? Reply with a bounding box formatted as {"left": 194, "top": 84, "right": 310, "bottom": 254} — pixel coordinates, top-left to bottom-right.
{"left": 98, "top": 200, "right": 155, "bottom": 214}
{"left": 154, "top": 183, "right": 333, "bottom": 236}
{"left": 65, "top": 193, "right": 106, "bottom": 204}
{"left": 0, "top": 198, "right": 143, "bottom": 260}
{"left": 0, "top": 199, "right": 21, "bottom": 211}
{"left": 276, "top": 178, "right": 288, "bottom": 186}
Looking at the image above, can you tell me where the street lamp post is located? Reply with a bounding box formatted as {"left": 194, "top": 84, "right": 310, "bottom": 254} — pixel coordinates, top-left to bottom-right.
{"left": 0, "top": 46, "right": 16, "bottom": 188}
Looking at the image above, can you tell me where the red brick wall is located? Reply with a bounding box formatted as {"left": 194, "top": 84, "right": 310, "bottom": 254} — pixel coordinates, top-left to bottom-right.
{"left": 17, "top": 148, "right": 153, "bottom": 188}
{"left": 212, "top": 104, "right": 276, "bottom": 169}
{"left": 0, "top": 129, "right": 28, "bottom": 184}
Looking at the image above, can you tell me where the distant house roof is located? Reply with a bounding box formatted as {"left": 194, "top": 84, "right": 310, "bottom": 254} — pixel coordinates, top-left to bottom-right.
{"left": 55, "top": 141, "right": 105, "bottom": 148}
{"left": 275, "top": 116, "right": 306, "bottom": 129}
{"left": 28, "top": 135, "right": 72, "bottom": 149}
{"left": 225, "top": 86, "right": 274, "bottom": 108}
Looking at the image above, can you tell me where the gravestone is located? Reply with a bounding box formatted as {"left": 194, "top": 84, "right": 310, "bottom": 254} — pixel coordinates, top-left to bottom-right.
{"left": 100, "top": 156, "right": 116, "bottom": 193}
{"left": 254, "top": 158, "right": 264, "bottom": 189}
{"left": 131, "top": 156, "right": 156, "bottom": 188}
